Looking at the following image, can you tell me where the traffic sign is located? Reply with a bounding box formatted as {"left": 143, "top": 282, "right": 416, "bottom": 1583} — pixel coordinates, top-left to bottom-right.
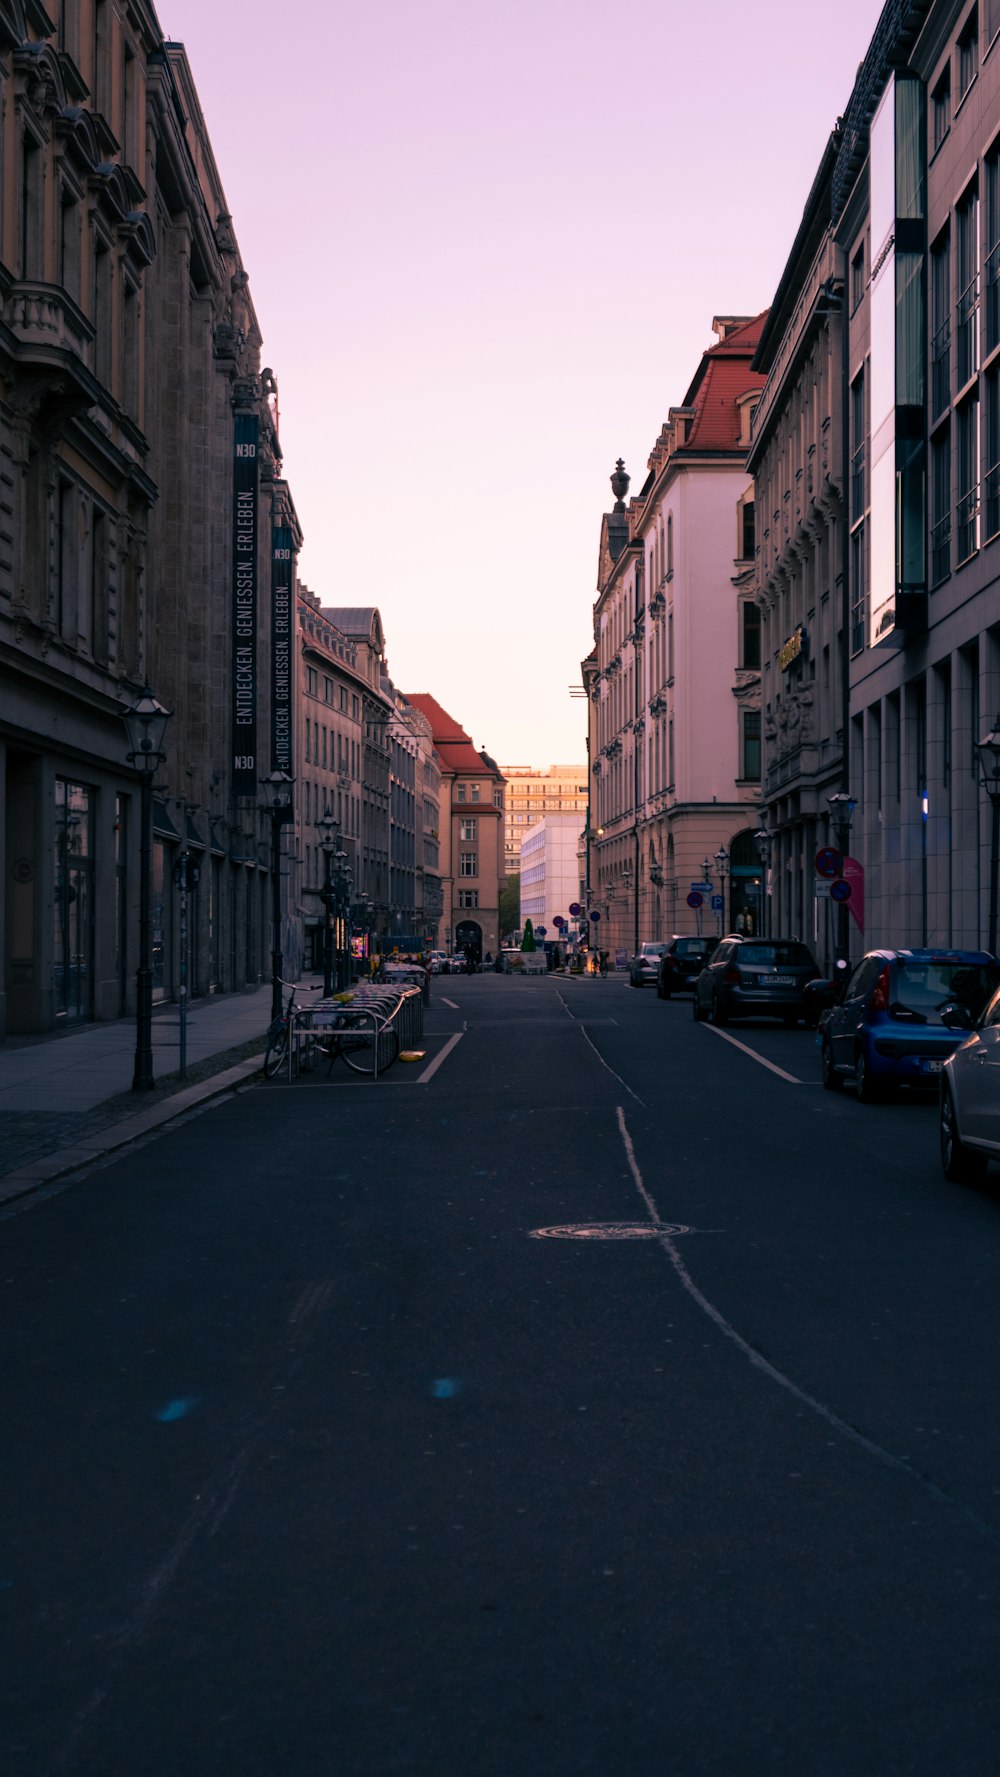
{"left": 569, "top": 902, "right": 582, "bottom": 917}
{"left": 830, "top": 879, "right": 852, "bottom": 903}
{"left": 691, "top": 880, "right": 714, "bottom": 894}
{"left": 553, "top": 916, "right": 565, "bottom": 929}
{"left": 710, "top": 894, "right": 723, "bottom": 912}
{"left": 536, "top": 925, "right": 547, "bottom": 937}
{"left": 589, "top": 910, "right": 601, "bottom": 922}
{"left": 686, "top": 892, "right": 703, "bottom": 909}
{"left": 814, "top": 878, "right": 832, "bottom": 899}
{"left": 814, "top": 847, "right": 842, "bottom": 879}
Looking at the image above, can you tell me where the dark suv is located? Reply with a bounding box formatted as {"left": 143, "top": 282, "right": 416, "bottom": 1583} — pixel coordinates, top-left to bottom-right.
{"left": 692, "top": 936, "right": 820, "bottom": 1027}
{"left": 657, "top": 935, "right": 719, "bottom": 997}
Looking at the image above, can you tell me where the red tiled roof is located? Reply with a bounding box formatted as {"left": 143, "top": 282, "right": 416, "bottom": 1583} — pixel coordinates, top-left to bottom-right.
{"left": 405, "top": 694, "right": 499, "bottom": 777}
{"left": 682, "top": 312, "right": 768, "bottom": 451}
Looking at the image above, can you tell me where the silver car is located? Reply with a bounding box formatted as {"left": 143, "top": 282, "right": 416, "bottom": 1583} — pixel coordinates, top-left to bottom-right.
{"left": 628, "top": 942, "right": 667, "bottom": 987}
{"left": 940, "top": 984, "right": 1000, "bottom": 1181}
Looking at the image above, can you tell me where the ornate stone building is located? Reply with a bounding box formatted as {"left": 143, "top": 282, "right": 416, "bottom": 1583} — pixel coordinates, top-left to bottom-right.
{"left": 747, "top": 139, "right": 847, "bottom": 964}
{"left": 587, "top": 320, "right": 767, "bottom": 959}
{"left": 0, "top": 5, "right": 297, "bottom": 1035}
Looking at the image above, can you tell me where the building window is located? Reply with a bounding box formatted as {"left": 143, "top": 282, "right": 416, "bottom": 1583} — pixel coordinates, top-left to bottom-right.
{"left": 739, "top": 499, "right": 755, "bottom": 560}
{"left": 850, "top": 524, "right": 868, "bottom": 655}
{"left": 985, "top": 367, "right": 1000, "bottom": 541}
{"left": 471, "top": 784, "right": 480, "bottom": 803}
{"left": 666, "top": 513, "right": 673, "bottom": 577}
{"left": 958, "top": 9, "right": 978, "bottom": 102}
{"left": 851, "top": 369, "right": 867, "bottom": 520}
{"left": 931, "top": 231, "right": 951, "bottom": 420}
{"left": 323, "top": 676, "right": 332, "bottom": 702}
{"left": 306, "top": 667, "right": 317, "bottom": 696}
{"left": 460, "top": 818, "right": 478, "bottom": 841}
{"left": 741, "top": 709, "right": 761, "bottom": 782}
{"left": 851, "top": 242, "right": 866, "bottom": 312}
{"left": 956, "top": 392, "right": 980, "bottom": 559}
{"left": 931, "top": 426, "right": 952, "bottom": 583}
{"left": 352, "top": 694, "right": 360, "bottom": 718}
{"left": 456, "top": 784, "right": 466, "bottom": 801}
{"left": 460, "top": 852, "right": 477, "bottom": 877}
{"left": 742, "top": 601, "right": 760, "bottom": 670}
{"left": 340, "top": 687, "right": 348, "bottom": 711}
{"left": 458, "top": 890, "right": 479, "bottom": 909}
{"left": 494, "top": 787, "right": 503, "bottom": 808}
{"left": 986, "top": 145, "right": 1000, "bottom": 358}
{"left": 956, "top": 181, "right": 980, "bottom": 389}
{"left": 931, "top": 70, "right": 950, "bottom": 153}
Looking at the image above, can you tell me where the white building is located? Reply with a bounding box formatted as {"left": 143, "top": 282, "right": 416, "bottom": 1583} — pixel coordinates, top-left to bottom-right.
{"left": 501, "top": 765, "right": 588, "bottom": 876}
{"left": 519, "top": 815, "right": 584, "bottom": 940}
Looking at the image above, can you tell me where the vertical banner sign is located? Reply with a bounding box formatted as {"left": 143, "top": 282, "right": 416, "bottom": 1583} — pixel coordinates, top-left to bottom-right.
{"left": 231, "top": 412, "right": 259, "bottom": 798}
{"left": 271, "top": 525, "right": 294, "bottom": 784}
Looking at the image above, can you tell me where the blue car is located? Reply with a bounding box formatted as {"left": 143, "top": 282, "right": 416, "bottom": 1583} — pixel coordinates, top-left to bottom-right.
{"left": 820, "top": 948, "right": 1000, "bottom": 1102}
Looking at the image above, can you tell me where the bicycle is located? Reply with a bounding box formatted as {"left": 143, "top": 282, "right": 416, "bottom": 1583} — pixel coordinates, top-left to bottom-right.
{"left": 306, "top": 1003, "right": 400, "bottom": 1077}
{"left": 263, "top": 979, "right": 324, "bottom": 1079}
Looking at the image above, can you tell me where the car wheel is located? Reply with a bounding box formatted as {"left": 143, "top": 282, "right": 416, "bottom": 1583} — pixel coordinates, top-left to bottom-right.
{"left": 821, "top": 1040, "right": 843, "bottom": 1092}
{"left": 692, "top": 992, "right": 706, "bottom": 1023}
{"left": 657, "top": 979, "right": 668, "bottom": 999}
{"left": 941, "top": 1084, "right": 988, "bottom": 1183}
{"left": 854, "top": 1047, "right": 883, "bottom": 1104}
{"left": 710, "top": 992, "right": 728, "bottom": 1028}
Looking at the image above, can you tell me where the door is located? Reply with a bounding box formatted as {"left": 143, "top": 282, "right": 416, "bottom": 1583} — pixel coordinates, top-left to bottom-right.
{"left": 828, "top": 956, "right": 878, "bottom": 1073}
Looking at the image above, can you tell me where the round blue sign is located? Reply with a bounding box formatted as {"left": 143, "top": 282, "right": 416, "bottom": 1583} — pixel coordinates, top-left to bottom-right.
{"left": 589, "top": 910, "right": 601, "bottom": 922}
{"left": 830, "top": 879, "right": 852, "bottom": 903}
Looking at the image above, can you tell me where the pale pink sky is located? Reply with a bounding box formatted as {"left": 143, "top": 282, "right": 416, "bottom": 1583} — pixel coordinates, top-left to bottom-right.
{"left": 159, "top": 0, "right": 885, "bottom": 766}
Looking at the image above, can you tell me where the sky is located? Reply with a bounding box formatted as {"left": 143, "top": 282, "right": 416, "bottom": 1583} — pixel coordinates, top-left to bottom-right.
{"left": 159, "top": 0, "right": 886, "bottom": 768}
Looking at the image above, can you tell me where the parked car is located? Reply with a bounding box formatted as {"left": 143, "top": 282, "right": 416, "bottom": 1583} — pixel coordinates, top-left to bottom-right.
{"left": 628, "top": 942, "right": 668, "bottom": 987}
{"left": 940, "top": 983, "right": 1000, "bottom": 1181}
{"left": 692, "top": 936, "right": 820, "bottom": 1026}
{"left": 427, "top": 951, "right": 449, "bottom": 975}
{"left": 657, "top": 935, "right": 719, "bottom": 997}
{"left": 819, "top": 948, "right": 1000, "bottom": 1103}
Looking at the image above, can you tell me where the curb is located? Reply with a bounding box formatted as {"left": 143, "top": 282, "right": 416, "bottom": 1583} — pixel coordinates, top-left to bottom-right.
{"left": 0, "top": 1053, "right": 265, "bottom": 1208}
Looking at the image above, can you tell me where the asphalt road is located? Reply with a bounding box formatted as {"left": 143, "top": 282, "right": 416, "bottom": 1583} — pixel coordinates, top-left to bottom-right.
{"left": 4, "top": 973, "right": 1000, "bottom": 1775}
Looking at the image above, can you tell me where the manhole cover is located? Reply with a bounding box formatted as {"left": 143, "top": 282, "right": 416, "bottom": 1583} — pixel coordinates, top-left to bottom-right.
{"left": 530, "top": 1221, "right": 690, "bottom": 1240}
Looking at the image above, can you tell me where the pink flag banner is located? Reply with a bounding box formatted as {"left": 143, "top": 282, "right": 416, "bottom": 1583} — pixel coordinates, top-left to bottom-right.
{"left": 844, "top": 856, "right": 864, "bottom": 933}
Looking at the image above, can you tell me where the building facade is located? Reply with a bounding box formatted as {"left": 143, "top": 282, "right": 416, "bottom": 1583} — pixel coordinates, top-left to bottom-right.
{"left": 587, "top": 320, "right": 767, "bottom": 959}
{"left": 500, "top": 764, "right": 588, "bottom": 876}
{"left": 751, "top": 0, "right": 1000, "bottom": 959}
{"left": 519, "top": 814, "right": 585, "bottom": 940}
{"left": 1, "top": 7, "right": 292, "bottom": 1036}
{"left": 405, "top": 695, "right": 505, "bottom": 962}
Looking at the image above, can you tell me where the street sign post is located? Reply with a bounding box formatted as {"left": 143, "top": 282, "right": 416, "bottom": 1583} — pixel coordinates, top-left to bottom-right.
{"left": 691, "top": 880, "right": 714, "bottom": 894}
{"left": 814, "top": 847, "right": 842, "bottom": 879}
{"left": 710, "top": 894, "right": 723, "bottom": 913}
{"left": 686, "top": 892, "right": 703, "bottom": 909}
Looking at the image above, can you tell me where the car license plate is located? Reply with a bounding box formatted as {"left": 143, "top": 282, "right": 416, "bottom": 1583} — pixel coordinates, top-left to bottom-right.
{"left": 763, "top": 975, "right": 795, "bottom": 986}
{"left": 923, "top": 1059, "right": 943, "bottom": 1074}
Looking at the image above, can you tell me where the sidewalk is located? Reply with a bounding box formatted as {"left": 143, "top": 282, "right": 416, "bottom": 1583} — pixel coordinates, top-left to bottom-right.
{"left": 0, "top": 984, "right": 275, "bottom": 1206}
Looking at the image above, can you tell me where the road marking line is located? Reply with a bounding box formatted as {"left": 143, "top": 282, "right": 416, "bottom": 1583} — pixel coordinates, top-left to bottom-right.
{"left": 418, "top": 1032, "right": 464, "bottom": 1083}
{"left": 613, "top": 1103, "right": 1000, "bottom": 1550}
{"left": 440, "top": 997, "right": 460, "bottom": 1010}
{"left": 579, "top": 1026, "right": 644, "bottom": 1106}
{"left": 702, "top": 1024, "right": 803, "bottom": 1084}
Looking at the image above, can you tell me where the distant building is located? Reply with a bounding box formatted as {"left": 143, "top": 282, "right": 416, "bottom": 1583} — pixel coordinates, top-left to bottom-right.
{"left": 519, "top": 815, "right": 584, "bottom": 941}
{"left": 405, "top": 697, "right": 505, "bottom": 961}
{"left": 501, "top": 765, "right": 588, "bottom": 876}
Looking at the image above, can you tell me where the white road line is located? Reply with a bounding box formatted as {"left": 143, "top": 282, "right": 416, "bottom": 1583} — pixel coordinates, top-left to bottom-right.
{"left": 612, "top": 1103, "right": 1000, "bottom": 1550}
{"left": 702, "top": 1023, "right": 803, "bottom": 1084}
{"left": 440, "top": 997, "right": 460, "bottom": 1010}
{"left": 417, "top": 1032, "right": 464, "bottom": 1083}
{"left": 579, "top": 1025, "right": 645, "bottom": 1106}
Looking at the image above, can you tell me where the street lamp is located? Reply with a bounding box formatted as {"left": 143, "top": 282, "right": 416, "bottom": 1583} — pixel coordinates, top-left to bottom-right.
{"left": 827, "top": 790, "right": 857, "bottom": 967}
{"left": 122, "top": 686, "right": 171, "bottom": 1091}
{"left": 715, "top": 845, "right": 729, "bottom": 936}
{"left": 260, "top": 769, "right": 294, "bottom": 1022}
{"left": 754, "top": 828, "right": 771, "bottom": 939}
{"left": 977, "top": 717, "right": 1000, "bottom": 954}
{"left": 316, "top": 807, "right": 339, "bottom": 995}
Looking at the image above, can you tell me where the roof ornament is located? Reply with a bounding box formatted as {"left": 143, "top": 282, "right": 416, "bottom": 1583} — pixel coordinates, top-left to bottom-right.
{"left": 610, "top": 459, "right": 630, "bottom": 511}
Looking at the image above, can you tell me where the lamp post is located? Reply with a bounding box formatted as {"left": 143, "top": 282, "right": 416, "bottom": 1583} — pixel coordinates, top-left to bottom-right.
{"left": 316, "top": 808, "right": 339, "bottom": 995}
{"left": 122, "top": 686, "right": 171, "bottom": 1091}
{"left": 977, "top": 717, "right": 1000, "bottom": 954}
{"left": 715, "top": 845, "right": 729, "bottom": 937}
{"left": 827, "top": 790, "right": 857, "bottom": 967}
{"left": 260, "top": 769, "right": 294, "bottom": 1022}
{"left": 754, "top": 828, "right": 771, "bottom": 939}
{"left": 334, "top": 849, "right": 352, "bottom": 989}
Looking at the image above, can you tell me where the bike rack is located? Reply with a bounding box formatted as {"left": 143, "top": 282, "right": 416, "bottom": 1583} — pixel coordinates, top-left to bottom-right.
{"left": 285, "top": 985, "right": 423, "bottom": 1082}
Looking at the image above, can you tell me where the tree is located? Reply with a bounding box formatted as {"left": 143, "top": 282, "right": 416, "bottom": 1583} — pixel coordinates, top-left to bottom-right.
{"left": 499, "top": 873, "right": 520, "bottom": 940}
{"left": 520, "top": 918, "right": 536, "bottom": 953}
